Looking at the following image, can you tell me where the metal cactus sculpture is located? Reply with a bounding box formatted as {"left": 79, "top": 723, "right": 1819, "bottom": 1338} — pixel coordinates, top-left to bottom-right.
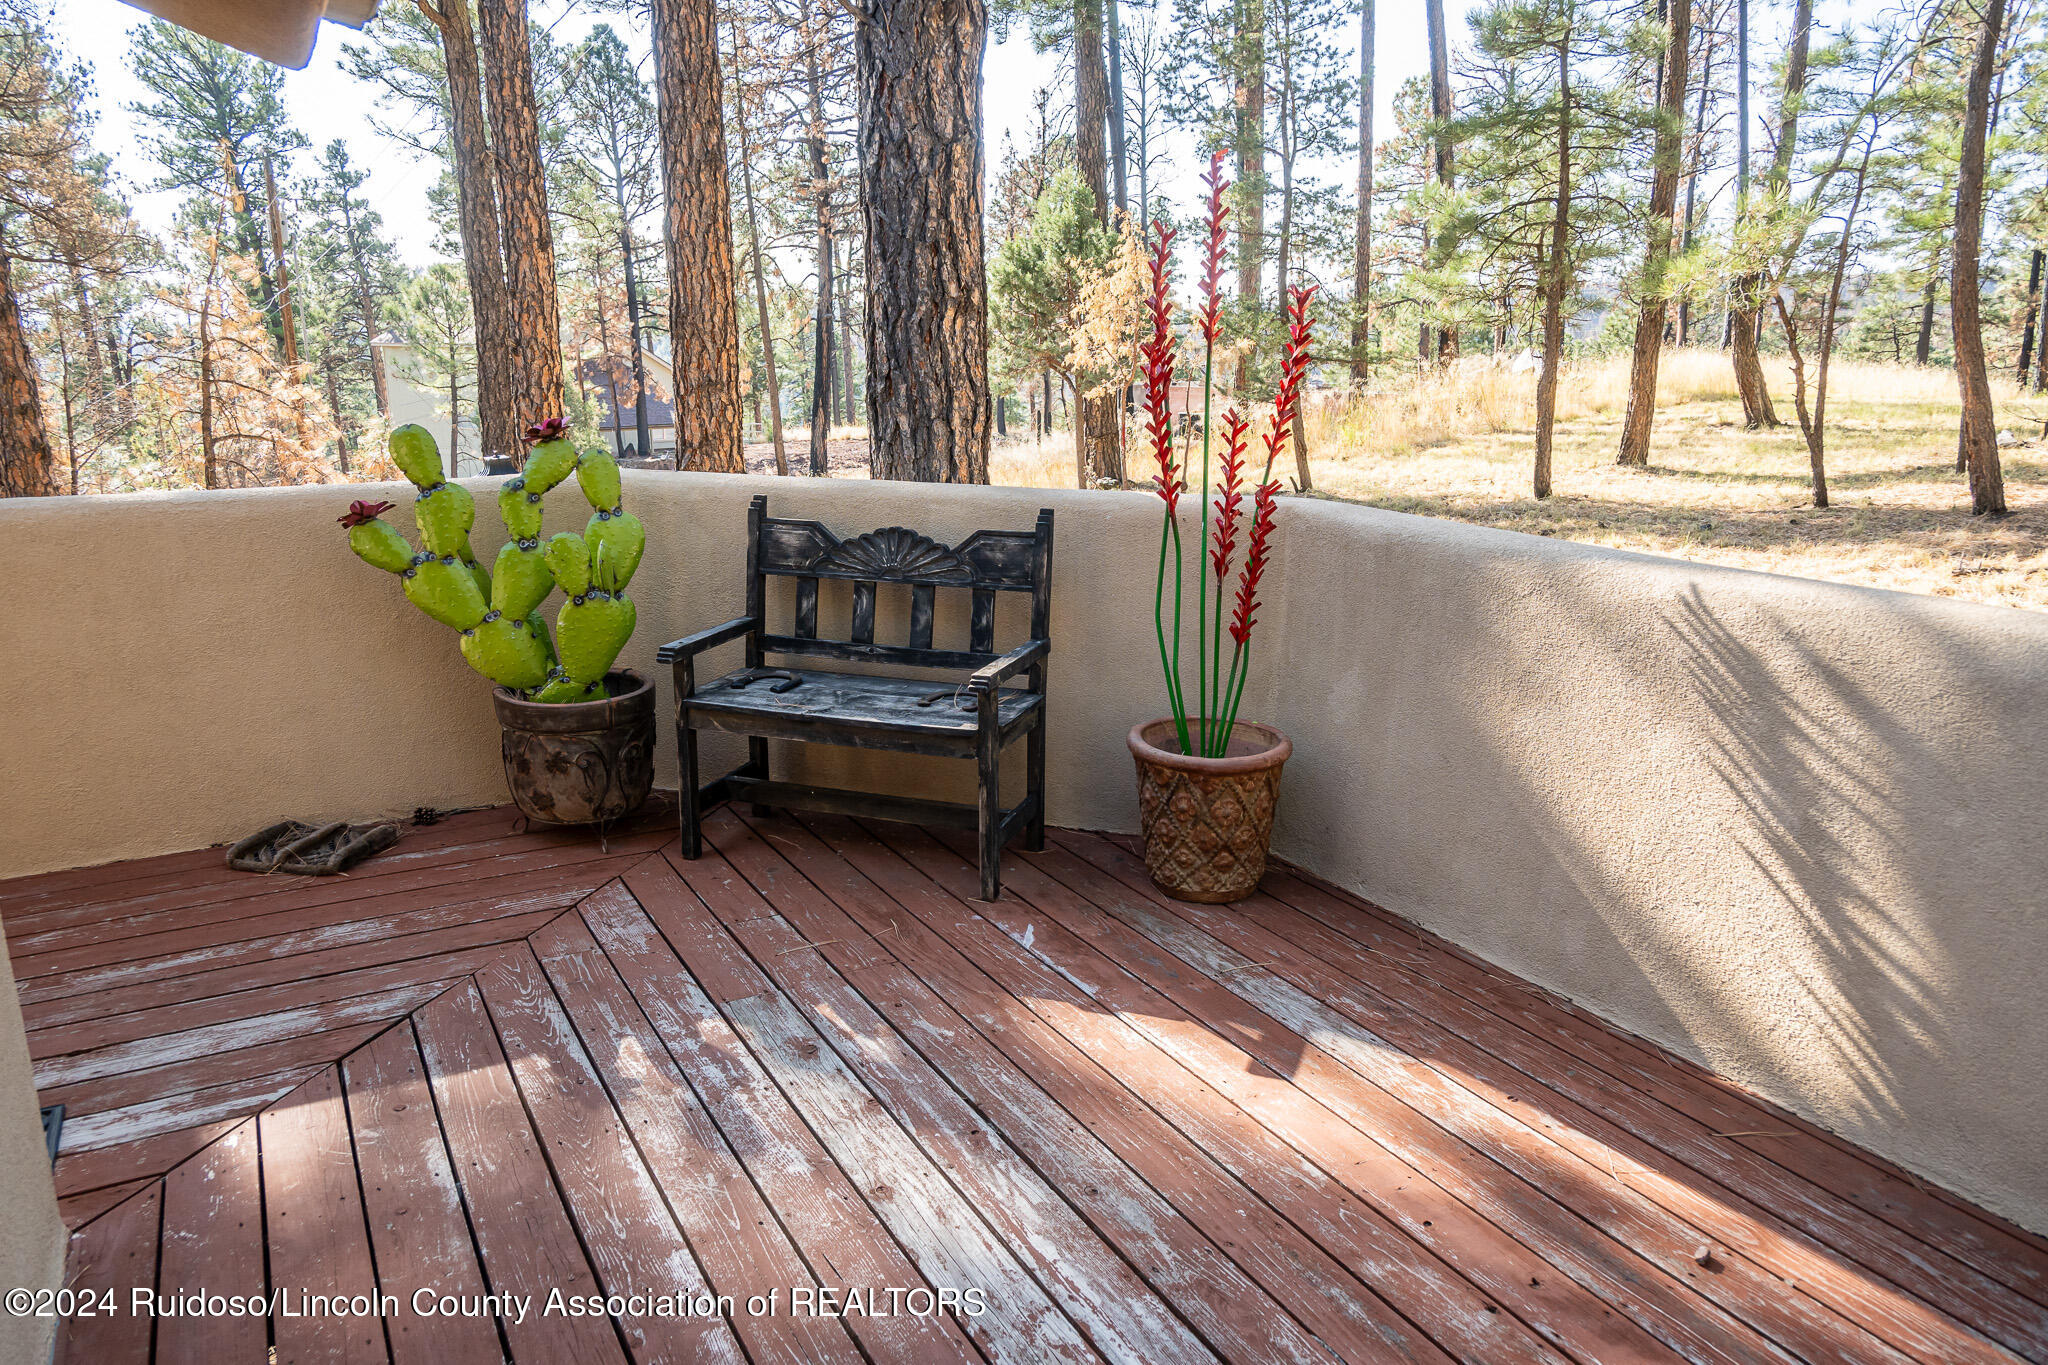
{"left": 340, "top": 417, "right": 645, "bottom": 702}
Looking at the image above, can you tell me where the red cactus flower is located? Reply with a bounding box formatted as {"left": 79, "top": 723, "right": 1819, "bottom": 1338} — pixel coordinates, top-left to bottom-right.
{"left": 1257, "top": 284, "right": 1319, "bottom": 481}
{"left": 522, "top": 416, "right": 568, "bottom": 445}
{"left": 1140, "top": 220, "right": 1186, "bottom": 515}
{"left": 1198, "top": 151, "right": 1230, "bottom": 345}
{"left": 1208, "top": 409, "right": 1250, "bottom": 582}
{"left": 1230, "top": 480, "right": 1279, "bottom": 647}
{"left": 338, "top": 500, "right": 395, "bottom": 528}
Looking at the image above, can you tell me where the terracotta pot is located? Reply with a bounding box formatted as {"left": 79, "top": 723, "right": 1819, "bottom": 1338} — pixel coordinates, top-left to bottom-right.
{"left": 1128, "top": 718, "right": 1292, "bottom": 903}
{"left": 493, "top": 670, "right": 655, "bottom": 826}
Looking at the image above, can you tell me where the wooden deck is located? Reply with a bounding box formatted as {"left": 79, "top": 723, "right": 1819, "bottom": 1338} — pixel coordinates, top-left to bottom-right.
{"left": 6, "top": 799, "right": 2047, "bottom": 1364}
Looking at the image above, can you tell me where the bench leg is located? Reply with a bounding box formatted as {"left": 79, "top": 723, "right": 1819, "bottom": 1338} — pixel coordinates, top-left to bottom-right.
{"left": 1025, "top": 713, "right": 1047, "bottom": 853}
{"left": 977, "top": 712, "right": 1001, "bottom": 902}
{"left": 677, "top": 718, "right": 703, "bottom": 860}
{"left": 747, "top": 737, "right": 773, "bottom": 818}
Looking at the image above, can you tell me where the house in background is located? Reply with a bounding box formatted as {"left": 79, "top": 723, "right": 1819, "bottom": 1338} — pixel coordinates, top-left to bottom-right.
{"left": 575, "top": 348, "right": 678, "bottom": 466}
{"left": 370, "top": 332, "right": 487, "bottom": 478}
{"left": 370, "top": 335, "right": 681, "bottom": 473}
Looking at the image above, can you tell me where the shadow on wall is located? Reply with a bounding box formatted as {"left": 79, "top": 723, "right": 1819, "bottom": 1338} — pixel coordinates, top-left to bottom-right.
{"left": 1662, "top": 584, "right": 1949, "bottom": 1138}
{"left": 1271, "top": 502, "right": 2047, "bottom": 1221}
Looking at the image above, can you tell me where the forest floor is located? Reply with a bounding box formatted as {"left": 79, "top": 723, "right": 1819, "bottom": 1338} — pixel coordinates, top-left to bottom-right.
{"left": 749, "top": 355, "right": 2048, "bottom": 612}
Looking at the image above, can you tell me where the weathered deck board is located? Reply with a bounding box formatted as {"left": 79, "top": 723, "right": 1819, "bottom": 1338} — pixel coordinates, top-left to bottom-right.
{"left": 7, "top": 800, "right": 2044, "bottom": 1364}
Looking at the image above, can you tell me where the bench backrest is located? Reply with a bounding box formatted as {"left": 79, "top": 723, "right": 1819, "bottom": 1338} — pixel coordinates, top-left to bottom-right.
{"left": 743, "top": 495, "right": 1053, "bottom": 675}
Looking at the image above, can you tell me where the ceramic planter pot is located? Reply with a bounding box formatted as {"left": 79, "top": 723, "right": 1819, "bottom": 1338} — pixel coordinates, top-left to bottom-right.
{"left": 1128, "top": 718, "right": 1291, "bottom": 903}
{"left": 493, "top": 670, "right": 655, "bottom": 825}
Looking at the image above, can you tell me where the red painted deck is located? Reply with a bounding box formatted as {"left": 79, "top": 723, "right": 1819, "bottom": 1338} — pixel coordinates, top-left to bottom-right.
{"left": 6, "top": 799, "right": 2046, "bottom": 1363}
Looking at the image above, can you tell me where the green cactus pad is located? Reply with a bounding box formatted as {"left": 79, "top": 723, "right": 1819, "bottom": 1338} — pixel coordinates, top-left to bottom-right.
{"left": 460, "top": 612, "right": 553, "bottom": 690}
{"left": 544, "top": 532, "right": 592, "bottom": 597}
{"left": 414, "top": 482, "right": 475, "bottom": 558}
{"left": 346, "top": 519, "right": 413, "bottom": 574}
{"left": 389, "top": 424, "right": 447, "bottom": 489}
{"left": 576, "top": 449, "right": 622, "bottom": 511}
{"left": 402, "top": 555, "right": 489, "bottom": 631}
{"left": 491, "top": 540, "right": 555, "bottom": 620}
{"left": 524, "top": 438, "right": 579, "bottom": 495}
{"left": 497, "top": 479, "right": 544, "bottom": 541}
{"left": 530, "top": 671, "right": 608, "bottom": 704}
{"left": 462, "top": 553, "right": 491, "bottom": 601}
{"left": 556, "top": 591, "right": 635, "bottom": 684}
{"left": 584, "top": 510, "right": 645, "bottom": 592}
{"left": 526, "top": 610, "right": 557, "bottom": 662}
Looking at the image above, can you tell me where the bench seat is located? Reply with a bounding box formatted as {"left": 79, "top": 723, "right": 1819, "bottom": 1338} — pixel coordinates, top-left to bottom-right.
{"left": 687, "top": 668, "right": 1043, "bottom": 755}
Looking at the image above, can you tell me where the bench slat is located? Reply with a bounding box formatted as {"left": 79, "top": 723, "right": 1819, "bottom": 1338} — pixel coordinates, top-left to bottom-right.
{"left": 970, "top": 590, "right": 996, "bottom": 654}
{"left": 908, "top": 586, "right": 935, "bottom": 651}
{"left": 851, "top": 582, "right": 877, "bottom": 645}
{"left": 795, "top": 578, "right": 819, "bottom": 638}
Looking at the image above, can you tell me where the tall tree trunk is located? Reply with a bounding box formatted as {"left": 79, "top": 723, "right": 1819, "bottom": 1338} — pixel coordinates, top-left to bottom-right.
{"left": 650, "top": 0, "right": 744, "bottom": 471}
{"left": 1954, "top": 0, "right": 2008, "bottom": 515}
{"left": 1425, "top": 0, "right": 1457, "bottom": 362}
{"left": 418, "top": 0, "right": 518, "bottom": 464}
{"left": 1105, "top": 0, "right": 1130, "bottom": 213}
{"left": 1072, "top": 0, "right": 1122, "bottom": 484}
{"left": 804, "top": 30, "right": 834, "bottom": 478}
{"left": 1351, "top": 0, "right": 1373, "bottom": 385}
{"left": 733, "top": 27, "right": 788, "bottom": 475}
{"left": 1731, "top": 0, "right": 1807, "bottom": 428}
{"left": 2015, "top": 248, "right": 2043, "bottom": 387}
{"left": 1777, "top": 132, "right": 1872, "bottom": 511}
{"left": 261, "top": 154, "right": 301, "bottom": 369}
{"left": 1618, "top": 0, "right": 1691, "bottom": 466}
{"left": 837, "top": 238, "right": 857, "bottom": 428}
{"left": 1234, "top": 1, "right": 1266, "bottom": 390}
{"left": 0, "top": 241, "right": 58, "bottom": 497}
{"left": 858, "top": 0, "right": 992, "bottom": 483}
{"left": 218, "top": 144, "right": 285, "bottom": 352}
{"left": 477, "top": 0, "right": 563, "bottom": 441}
{"left": 340, "top": 182, "right": 390, "bottom": 418}
{"left": 1915, "top": 266, "right": 1938, "bottom": 364}
{"left": 324, "top": 360, "right": 351, "bottom": 474}
{"left": 1535, "top": 39, "right": 1571, "bottom": 502}
{"left": 1676, "top": 14, "right": 1715, "bottom": 346}
{"left": 619, "top": 230, "right": 652, "bottom": 463}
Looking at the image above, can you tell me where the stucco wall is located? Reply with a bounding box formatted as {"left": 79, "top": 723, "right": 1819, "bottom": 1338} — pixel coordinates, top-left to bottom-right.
{"left": 1, "top": 473, "right": 2044, "bottom": 1236}
{"left": 0, "top": 934, "right": 62, "bottom": 1365}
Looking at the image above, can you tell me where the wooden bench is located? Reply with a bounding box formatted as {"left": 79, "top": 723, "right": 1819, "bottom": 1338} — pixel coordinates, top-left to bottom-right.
{"left": 659, "top": 495, "right": 1053, "bottom": 900}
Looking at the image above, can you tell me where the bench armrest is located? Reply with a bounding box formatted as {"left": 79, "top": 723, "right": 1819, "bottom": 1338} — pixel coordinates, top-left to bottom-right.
{"left": 657, "top": 616, "right": 755, "bottom": 664}
{"left": 967, "top": 639, "right": 1049, "bottom": 695}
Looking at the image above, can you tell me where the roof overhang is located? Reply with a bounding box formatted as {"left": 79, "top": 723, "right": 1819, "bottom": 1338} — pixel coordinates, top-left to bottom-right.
{"left": 119, "top": 0, "right": 379, "bottom": 70}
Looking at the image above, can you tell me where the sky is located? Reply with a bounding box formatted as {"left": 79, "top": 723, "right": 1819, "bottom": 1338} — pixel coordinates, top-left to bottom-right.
{"left": 57, "top": 0, "right": 1439, "bottom": 272}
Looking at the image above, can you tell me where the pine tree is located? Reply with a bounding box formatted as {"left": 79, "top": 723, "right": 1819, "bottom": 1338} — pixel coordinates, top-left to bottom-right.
{"left": 127, "top": 20, "right": 300, "bottom": 349}
{"left": 858, "top": 0, "right": 992, "bottom": 482}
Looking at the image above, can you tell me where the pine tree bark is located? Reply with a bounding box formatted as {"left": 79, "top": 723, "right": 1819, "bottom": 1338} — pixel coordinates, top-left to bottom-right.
{"left": 0, "top": 241, "right": 58, "bottom": 497}
{"left": 1425, "top": 0, "right": 1457, "bottom": 362}
{"left": 1073, "top": 0, "right": 1122, "bottom": 485}
{"left": 1954, "top": 0, "right": 2008, "bottom": 515}
{"left": 2015, "top": 248, "right": 2042, "bottom": 387}
{"left": 1534, "top": 40, "right": 1571, "bottom": 502}
{"left": 1617, "top": 0, "right": 1690, "bottom": 467}
{"left": 1351, "top": 0, "right": 1373, "bottom": 385}
{"left": 418, "top": 0, "right": 518, "bottom": 463}
{"left": 477, "top": 0, "right": 564, "bottom": 445}
{"left": 858, "top": 0, "right": 992, "bottom": 483}
{"left": 651, "top": 0, "right": 744, "bottom": 472}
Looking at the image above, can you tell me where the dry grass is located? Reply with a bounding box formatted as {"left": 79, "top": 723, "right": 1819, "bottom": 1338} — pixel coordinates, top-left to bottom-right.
{"left": 985, "top": 350, "right": 2048, "bottom": 611}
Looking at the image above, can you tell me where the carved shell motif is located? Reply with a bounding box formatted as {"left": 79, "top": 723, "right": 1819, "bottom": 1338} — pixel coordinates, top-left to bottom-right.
{"left": 813, "top": 526, "right": 974, "bottom": 582}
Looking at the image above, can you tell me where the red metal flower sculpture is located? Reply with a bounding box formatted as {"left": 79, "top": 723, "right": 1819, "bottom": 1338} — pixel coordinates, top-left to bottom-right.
{"left": 337, "top": 500, "right": 395, "bottom": 528}
{"left": 1141, "top": 158, "right": 1317, "bottom": 758}
{"left": 522, "top": 416, "right": 568, "bottom": 446}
